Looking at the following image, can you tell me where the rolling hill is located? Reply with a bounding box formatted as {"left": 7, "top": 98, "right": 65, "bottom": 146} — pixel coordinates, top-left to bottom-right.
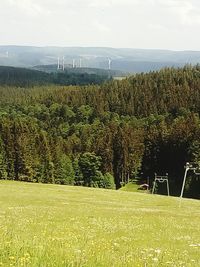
{"left": 1, "top": 45, "right": 200, "bottom": 73}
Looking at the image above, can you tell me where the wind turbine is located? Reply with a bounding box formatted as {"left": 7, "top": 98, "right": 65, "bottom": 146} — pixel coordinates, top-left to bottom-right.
{"left": 62, "top": 56, "right": 65, "bottom": 71}
{"left": 72, "top": 59, "right": 75, "bottom": 68}
{"left": 108, "top": 58, "right": 112, "bottom": 70}
{"left": 57, "top": 57, "right": 60, "bottom": 70}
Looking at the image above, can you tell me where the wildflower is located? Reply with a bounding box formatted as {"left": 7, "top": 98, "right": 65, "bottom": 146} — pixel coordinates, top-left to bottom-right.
{"left": 74, "top": 249, "right": 81, "bottom": 254}
{"left": 113, "top": 242, "right": 119, "bottom": 247}
{"left": 189, "top": 244, "right": 199, "bottom": 247}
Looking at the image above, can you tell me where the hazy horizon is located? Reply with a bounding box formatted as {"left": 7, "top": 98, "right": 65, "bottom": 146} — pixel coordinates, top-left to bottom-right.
{"left": 1, "top": 44, "right": 200, "bottom": 53}
{"left": 0, "top": 0, "right": 200, "bottom": 51}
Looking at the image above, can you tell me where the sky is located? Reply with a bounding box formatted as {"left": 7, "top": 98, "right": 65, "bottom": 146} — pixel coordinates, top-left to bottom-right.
{"left": 0, "top": 0, "right": 200, "bottom": 50}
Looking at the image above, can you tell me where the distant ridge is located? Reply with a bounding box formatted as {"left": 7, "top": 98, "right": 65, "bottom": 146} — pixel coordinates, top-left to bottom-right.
{"left": 0, "top": 45, "right": 200, "bottom": 73}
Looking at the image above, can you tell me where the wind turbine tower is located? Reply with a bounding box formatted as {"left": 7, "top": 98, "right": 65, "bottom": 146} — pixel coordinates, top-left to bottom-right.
{"left": 62, "top": 56, "right": 65, "bottom": 71}
{"left": 57, "top": 57, "right": 60, "bottom": 70}
{"left": 72, "top": 59, "right": 75, "bottom": 68}
{"left": 108, "top": 58, "right": 112, "bottom": 70}
{"left": 79, "top": 58, "right": 82, "bottom": 68}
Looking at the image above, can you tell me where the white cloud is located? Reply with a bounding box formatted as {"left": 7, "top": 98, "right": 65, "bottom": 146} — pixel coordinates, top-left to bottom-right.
{"left": 93, "top": 21, "right": 110, "bottom": 33}
{"left": 152, "top": 0, "right": 200, "bottom": 25}
{"left": 176, "top": 2, "right": 200, "bottom": 25}
{"left": 0, "top": 0, "right": 200, "bottom": 50}
{"left": 148, "top": 24, "right": 168, "bottom": 31}
{"left": 8, "top": 0, "right": 45, "bottom": 16}
{"left": 88, "top": 0, "right": 112, "bottom": 8}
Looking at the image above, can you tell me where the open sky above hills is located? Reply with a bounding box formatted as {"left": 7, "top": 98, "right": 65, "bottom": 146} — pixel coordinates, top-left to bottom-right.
{"left": 0, "top": 0, "right": 200, "bottom": 50}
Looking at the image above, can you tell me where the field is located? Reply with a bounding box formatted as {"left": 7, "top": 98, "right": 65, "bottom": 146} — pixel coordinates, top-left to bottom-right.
{"left": 0, "top": 181, "right": 199, "bottom": 267}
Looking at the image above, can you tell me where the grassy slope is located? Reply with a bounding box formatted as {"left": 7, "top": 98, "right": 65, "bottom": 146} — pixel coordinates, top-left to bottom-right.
{"left": 0, "top": 181, "right": 199, "bottom": 267}
{"left": 120, "top": 182, "right": 149, "bottom": 193}
{"left": 120, "top": 182, "right": 140, "bottom": 192}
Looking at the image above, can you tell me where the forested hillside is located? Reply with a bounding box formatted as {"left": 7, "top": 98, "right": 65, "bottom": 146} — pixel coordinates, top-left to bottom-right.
{"left": 0, "top": 65, "right": 200, "bottom": 198}
{"left": 0, "top": 66, "right": 110, "bottom": 87}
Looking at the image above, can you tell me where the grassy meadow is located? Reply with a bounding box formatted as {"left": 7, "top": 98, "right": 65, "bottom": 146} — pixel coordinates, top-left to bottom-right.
{"left": 0, "top": 181, "right": 199, "bottom": 267}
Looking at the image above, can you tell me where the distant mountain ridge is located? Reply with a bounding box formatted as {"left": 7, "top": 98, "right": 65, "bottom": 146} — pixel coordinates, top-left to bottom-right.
{"left": 0, "top": 45, "right": 200, "bottom": 73}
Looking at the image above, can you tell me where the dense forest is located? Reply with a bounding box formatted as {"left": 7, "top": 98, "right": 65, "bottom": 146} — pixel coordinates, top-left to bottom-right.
{"left": 0, "top": 65, "right": 200, "bottom": 198}
{"left": 0, "top": 66, "right": 110, "bottom": 87}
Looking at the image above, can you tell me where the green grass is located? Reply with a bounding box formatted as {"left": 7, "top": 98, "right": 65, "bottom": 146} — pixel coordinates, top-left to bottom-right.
{"left": 0, "top": 181, "right": 199, "bottom": 267}
{"left": 120, "top": 182, "right": 149, "bottom": 193}
{"left": 119, "top": 182, "right": 139, "bottom": 192}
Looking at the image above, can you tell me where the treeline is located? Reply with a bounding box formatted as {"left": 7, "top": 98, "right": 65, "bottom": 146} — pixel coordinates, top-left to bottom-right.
{"left": 0, "top": 65, "right": 200, "bottom": 198}
{"left": 0, "top": 66, "right": 110, "bottom": 87}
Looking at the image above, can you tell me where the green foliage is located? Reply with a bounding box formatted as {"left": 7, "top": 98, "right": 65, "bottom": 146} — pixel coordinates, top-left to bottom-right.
{"left": 0, "top": 65, "right": 200, "bottom": 197}
{"left": 103, "top": 172, "right": 115, "bottom": 189}
{"left": 90, "top": 170, "right": 105, "bottom": 188}
{"left": 78, "top": 152, "right": 102, "bottom": 187}
{"left": 0, "top": 137, "right": 7, "bottom": 179}
{"left": 55, "top": 155, "right": 75, "bottom": 185}
{"left": 0, "top": 66, "right": 110, "bottom": 87}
